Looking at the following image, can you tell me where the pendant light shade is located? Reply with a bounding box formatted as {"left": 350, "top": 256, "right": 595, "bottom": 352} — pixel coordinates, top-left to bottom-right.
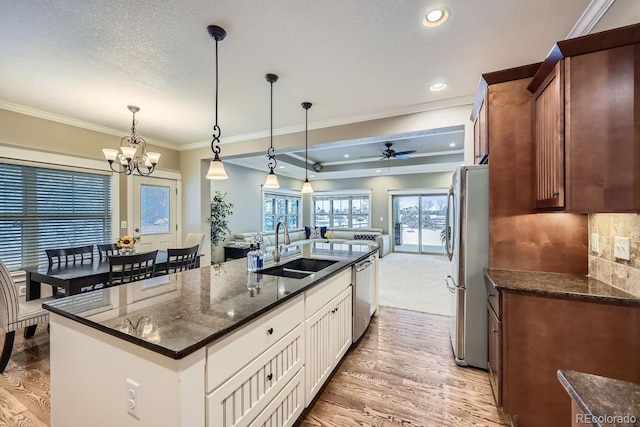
{"left": 264, "top": 170, "right": 280, "bottom": 188}
{"left": 206, "top": 24, "right": 229, "bottom": 180}
{"left": 263, "top": 73, "right": 280, "bottom": 188}
{"left": 206, "top": 154, "right": 228, "bottom": 179}
{"left": 300, "top": 102, "right": 314, "bottom": 193}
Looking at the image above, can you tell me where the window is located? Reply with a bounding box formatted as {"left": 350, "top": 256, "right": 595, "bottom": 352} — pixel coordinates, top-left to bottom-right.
{"left": 313, "top": 194, "right": 370, "bottom": 229}
{"left": 0, "top": 161, "right": 112, "bottom": 270}
{"left": 263, "top": 191, "right": 301, "bottom": 232}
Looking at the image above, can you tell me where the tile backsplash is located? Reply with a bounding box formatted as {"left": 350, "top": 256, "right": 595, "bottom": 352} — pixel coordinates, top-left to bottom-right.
{"left": 588, "top": 213, "right": 640, "bottom": 297}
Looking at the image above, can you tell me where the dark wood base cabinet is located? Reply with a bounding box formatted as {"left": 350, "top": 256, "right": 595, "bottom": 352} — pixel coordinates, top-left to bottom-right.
{"left": 487, "top": 289, "right": 639, "bottom": 427}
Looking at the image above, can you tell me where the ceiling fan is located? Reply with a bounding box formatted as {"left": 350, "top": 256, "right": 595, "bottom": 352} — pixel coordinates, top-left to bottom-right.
{"left": 379, "top": 142, "right": 416, "bottom": 160}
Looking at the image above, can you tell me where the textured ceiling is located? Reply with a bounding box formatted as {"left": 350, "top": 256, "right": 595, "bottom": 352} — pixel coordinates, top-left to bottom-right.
{"left": 0, "top": 1, "right": 636, "bottom": 178}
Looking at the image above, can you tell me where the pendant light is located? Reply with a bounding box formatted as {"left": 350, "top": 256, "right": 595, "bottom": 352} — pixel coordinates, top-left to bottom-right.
{"left": 205, "top": 24, "right": 229, "bottom": 180}
{"left": 264, "top": 73, "right": 280, "bottom": 188}
{"left": 301, "top": 102, "right": 314, "bottom": 193}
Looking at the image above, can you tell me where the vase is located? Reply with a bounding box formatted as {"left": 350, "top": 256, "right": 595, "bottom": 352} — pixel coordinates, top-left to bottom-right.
{"left": 119, "top": 247, "right": 135, "bottom": 255}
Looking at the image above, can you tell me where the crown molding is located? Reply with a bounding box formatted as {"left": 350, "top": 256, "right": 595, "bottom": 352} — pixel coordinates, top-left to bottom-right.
{"left": 0, "top": 100, "right": 178, "bottom": 150}
{"left": 566, "top": 0, "right": 615, "bottom": 38}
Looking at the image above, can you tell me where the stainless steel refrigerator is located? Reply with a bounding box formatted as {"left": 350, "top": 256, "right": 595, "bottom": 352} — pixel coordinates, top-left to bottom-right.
{"left": 444, "top": 164, "right": 489, "bottom": 369}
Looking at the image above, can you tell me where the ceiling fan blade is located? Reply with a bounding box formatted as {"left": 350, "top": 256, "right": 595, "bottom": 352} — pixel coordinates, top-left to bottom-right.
{"left": 394, "top": 150, "right": 417, "bottom": 156}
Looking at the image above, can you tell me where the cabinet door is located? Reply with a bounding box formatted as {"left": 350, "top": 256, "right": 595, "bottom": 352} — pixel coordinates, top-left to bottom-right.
{"left": 207, "top": 325, "right": 304, "bottom": 427}
{"left": 331, "top": 286, "right": 353, "bottom": 367}
{"left": 249, "top": 368, "right": 305, "bottom": 427}
{"left": 305, "top": 301, "right": 334, "bottom": 406}
{"left": 487, "top": 303, "right": 502, "bottom": 406}
{"left": 305, "top": 286, "right": 353, "bottom": 406}
{"left": 534, "top": 61, "right": 565, "bottom": 209}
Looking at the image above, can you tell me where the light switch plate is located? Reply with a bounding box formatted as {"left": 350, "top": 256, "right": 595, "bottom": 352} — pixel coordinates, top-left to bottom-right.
{"left": 590, "top": 233, "right": 599, "bottom": 254}
{"left": 121, "top": 221, "right": 127, "bottom": 229}
{"left": 614, "top": 236, "right": 630, "bottom": 261}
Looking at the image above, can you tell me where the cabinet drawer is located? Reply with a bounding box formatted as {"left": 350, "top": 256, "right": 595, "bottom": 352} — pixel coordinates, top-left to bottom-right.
{"left": 305, "top": 269, "right": 350, "bottom": 317}
{"left": 207, "top": 324, "right": 304, "bottom": 427}
{"left": 484, "top": 274, "right": 501, "bottom": 319}
{"left": 249, "top": 368, "right": 305, "bottom": 427}
{"left": 207, "top": 295, "right": 304, "bottom": 391}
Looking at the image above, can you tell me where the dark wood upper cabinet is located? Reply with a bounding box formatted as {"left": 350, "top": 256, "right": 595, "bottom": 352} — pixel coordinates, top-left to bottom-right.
{"left": 533, "top": 61, "right": 565, "bottom": 209}
{"left": 528, "top": 23, "right": 640, "bottom": 213}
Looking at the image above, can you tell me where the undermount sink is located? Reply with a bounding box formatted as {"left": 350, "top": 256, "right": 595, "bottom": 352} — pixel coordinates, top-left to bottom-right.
{"left": 259, "top": 258, "right": 339, "bottom": 278}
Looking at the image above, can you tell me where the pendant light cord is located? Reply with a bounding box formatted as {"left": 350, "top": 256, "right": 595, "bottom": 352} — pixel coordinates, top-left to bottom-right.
{"left": 211, "top": 37, "right": 221, "bottom": 155}
{"left": 305, "top": 107, "right": 308, "bottom": 180}
{"left": 266, "top": 76, "right": 277, "bottom": 171}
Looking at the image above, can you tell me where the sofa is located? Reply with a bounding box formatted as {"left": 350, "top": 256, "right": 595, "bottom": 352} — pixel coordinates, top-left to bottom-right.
{"left": 231, "top": 227, "right": 390, "bottom": 257}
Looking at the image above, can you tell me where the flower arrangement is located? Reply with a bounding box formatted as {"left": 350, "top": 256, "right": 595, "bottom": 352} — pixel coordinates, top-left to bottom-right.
{"left": 325, "top": 231, "right": 334, "bottom": 239}
{"left": 252, "top": 232, "right": 264, "bottom": 247}
{"left": 116, "top": 235, "right": 140, "bottom": 249}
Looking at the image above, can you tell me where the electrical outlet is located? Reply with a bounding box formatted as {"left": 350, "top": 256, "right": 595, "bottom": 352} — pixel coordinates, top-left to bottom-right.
{"left": 590, "top": 233, "right": 599, "bottom": 254}
{"left": 121, "top": 221, "right": 127, "bottom": 229}
{"left": 18, "top": 285, "right": 26, "bottom": 297}
{"left": 126, "top": 378, "right": 140, "bottom": 418}
{"left": 614, "top": 236, "right": 630, "bottom": 261}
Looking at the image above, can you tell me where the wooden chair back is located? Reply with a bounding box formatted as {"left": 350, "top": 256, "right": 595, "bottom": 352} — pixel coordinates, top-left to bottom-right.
{"left": 97, "top": 243, "right": 120, "bottom": 261}
{"left": 108, "top": 250, "right": 158, "bottom": 287}
{"left": 165, "top": 245, "right": 199, "bottom": 274}
{"left": 46, "top": 245, "right": 94, "bottom": 267}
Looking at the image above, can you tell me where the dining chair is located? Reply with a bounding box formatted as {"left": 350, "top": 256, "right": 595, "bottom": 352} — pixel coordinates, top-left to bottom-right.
{"left": 0, "top": 260, "right": 53, "bottom": 372}
{"left": 183, "top": 233, "right": 205, "bottom": 256}
{"left": 164, "top": 245, "right": 199, "bottom": 274}
{"left": 97, "top": 243, "right": 120, "bottom": 261}
{"left": 107, "top": 250, "right": 158, "bottom": 287}
{"left": 46, "top": 245, "right": 94, "bottom": 267}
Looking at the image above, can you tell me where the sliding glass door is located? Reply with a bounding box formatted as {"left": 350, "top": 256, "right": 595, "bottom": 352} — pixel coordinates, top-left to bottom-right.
{"left": 392, "top": 193, "right": 447, "bottom": 255}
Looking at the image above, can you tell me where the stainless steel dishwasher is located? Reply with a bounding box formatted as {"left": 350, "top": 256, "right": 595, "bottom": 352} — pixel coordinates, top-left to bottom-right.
{"left": 352, "top": 255, "right": 374, "bottom": 342}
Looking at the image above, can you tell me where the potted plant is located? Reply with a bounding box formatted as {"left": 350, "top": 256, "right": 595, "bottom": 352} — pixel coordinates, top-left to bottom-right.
{"left": 208, "top": 191, "right": 234, "bottom": 247}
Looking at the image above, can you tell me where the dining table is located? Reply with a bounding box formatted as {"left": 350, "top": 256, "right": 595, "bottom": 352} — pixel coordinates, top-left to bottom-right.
{"left": 22, "top": 250, "right": 201, "bottom": 301}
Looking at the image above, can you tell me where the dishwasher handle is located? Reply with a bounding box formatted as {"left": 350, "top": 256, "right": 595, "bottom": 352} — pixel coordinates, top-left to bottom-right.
{"left": 355, "top": 258, "right": 374, "bottom": 272}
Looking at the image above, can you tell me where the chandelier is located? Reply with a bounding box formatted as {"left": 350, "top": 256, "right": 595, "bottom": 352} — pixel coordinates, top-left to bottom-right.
{"left": 102, "top": 105, "right": 160, "bottom": 176}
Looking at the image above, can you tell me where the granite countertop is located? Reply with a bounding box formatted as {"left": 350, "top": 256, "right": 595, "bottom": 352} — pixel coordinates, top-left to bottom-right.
{"left": 557, "top": 370, "right": 639, "bottom": 426}
{"left": 485, "top": 269, "right": 639, "bottom": 305}
{"left": 43, "top": 243, "right": 377, "bottom": 359}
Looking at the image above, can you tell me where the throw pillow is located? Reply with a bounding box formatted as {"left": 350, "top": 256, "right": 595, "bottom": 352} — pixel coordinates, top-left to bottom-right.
{"left": 305, "top": 226, "right": 327, "bottom": 239}
{"left": 310, "top": 227, "right": 322, "bottom": 238}
{"left": 353, "top": 233, "right": 376, "bottom": 241}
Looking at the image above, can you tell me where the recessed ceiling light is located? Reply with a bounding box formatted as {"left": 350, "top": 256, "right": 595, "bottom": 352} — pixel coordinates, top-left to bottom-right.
{"left": 430, "top": 82, "right": 447, "bottom": 92}
{"left": 309, "top": 174, "right": 315, "bottom": 178}
{"left": 376, "top": 169, "right": 381, "bottom": 173}
{"left": 279, "top": 165, "right": 285, "bottom": 169}
{"left": 423, "top": 8, "right": 449, "bottom": 27}
{"left": 344, "top": 154, "right": 349, "bottom": 158}
{"left": 449, "top": 142, "right": 456, "bottom": 148}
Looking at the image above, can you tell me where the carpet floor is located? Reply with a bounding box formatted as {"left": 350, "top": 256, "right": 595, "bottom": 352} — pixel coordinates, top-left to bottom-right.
{"left": 378, "top": 252, "right": 454, "bottom": 316}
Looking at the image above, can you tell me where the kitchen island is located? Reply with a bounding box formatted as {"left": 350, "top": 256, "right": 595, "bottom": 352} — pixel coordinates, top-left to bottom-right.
{"left": 43, "top": 243, "right": 378, "bottom": 427}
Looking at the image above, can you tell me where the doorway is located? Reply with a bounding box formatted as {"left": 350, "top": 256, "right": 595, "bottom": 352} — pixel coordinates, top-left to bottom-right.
{"left": 392, "top": 193, "right": 447, "bottom": 255}
{"left": 132, "top": 175, "right": 177, "bottom": 251}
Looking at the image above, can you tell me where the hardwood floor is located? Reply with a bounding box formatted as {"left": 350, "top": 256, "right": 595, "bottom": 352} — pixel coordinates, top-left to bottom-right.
{"left": 298, "top": 307, "right": 510, "bottom": 427}
{"left": 0, "top": 309, "right": 508, "bottom": 427}
{"left": 0, "top": 325, "right": 50, "bottom": 427}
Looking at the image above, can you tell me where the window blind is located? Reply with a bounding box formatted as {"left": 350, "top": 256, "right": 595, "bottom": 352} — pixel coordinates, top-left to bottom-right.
{"left": 0, "top": 161, "right": 112, "bottom": 270}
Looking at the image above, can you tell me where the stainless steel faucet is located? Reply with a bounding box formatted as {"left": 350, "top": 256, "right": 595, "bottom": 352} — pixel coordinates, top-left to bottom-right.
{"left": 274, "top": 220, "right": 290, "bottom": 264}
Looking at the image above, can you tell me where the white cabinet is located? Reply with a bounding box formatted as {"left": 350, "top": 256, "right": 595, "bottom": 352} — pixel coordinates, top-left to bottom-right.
{"left": 249, "top": 368, "right": 305, "bottom": 427}
{"left": 304, "top": 269, "right": 352, "bottom": 406}
{"left": 206, "top": 296, "right": 305, "bottom": 427}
